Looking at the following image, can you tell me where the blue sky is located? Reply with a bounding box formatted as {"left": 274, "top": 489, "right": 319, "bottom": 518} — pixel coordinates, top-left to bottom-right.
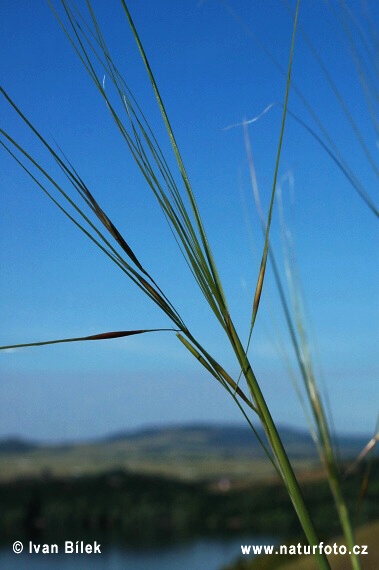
{"left": 1, "top": 0, "right": 378, "bottom": 442}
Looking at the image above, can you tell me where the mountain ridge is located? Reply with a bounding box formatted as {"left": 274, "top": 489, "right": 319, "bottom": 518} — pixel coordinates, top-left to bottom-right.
{"left": 0, "top": 422, "right": 369, "bottom": 457}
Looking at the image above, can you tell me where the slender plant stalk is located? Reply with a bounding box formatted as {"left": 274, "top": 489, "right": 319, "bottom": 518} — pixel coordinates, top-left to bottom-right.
{"left": 224, "top": 321, "right": 331, "bottom": 569}
{"left": 242, "top": 123, "right": 362, "bottom": 569}
{"left": 126, "top": 2, "right": 332, "bottom": 560}
{"left": 276, "top": 180, "right": 362, "bottom": 570}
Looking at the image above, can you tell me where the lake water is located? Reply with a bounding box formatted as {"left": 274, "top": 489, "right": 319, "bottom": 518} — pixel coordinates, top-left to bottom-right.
{"left": 0, "top": 536, "right": 275, "bottom": 569}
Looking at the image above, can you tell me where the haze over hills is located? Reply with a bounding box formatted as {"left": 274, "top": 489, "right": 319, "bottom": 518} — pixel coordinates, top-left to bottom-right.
{"left": 101, "top": 423, "right": 369, "bottom": 458}
{"left": 0, "top": 423, "right": 370, "bottom": 457}
{"left": 0, "top": 423, "right": 369, "bottom": 456}
{"left": 0, "top": 423, "right": 371, "bottom": 483}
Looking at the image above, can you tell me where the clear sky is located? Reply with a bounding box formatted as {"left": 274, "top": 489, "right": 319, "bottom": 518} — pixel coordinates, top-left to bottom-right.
{"left": 1, "top": 1, "right": 378, "bottom": 442}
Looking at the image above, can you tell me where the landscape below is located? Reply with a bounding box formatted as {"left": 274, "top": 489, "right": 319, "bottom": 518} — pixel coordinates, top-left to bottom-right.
{"left": 0, "top": 423, "right": 370, "bottom": 483}
{"left": 0, "top": 424, "right": 377, "bottom": 568}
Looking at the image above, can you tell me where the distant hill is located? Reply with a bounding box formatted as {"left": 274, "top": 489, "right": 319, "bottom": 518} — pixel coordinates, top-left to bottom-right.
{"left": 0, "top": 437, "right": 38, "bottom": 454}
{"left": 103, "top": 423, "right": 367, "bottom": 459}
{"left": 0, "top": 424, "right": 372, "bottom": 483}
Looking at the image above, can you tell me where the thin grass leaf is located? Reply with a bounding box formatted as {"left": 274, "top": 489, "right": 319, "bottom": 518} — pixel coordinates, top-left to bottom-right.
{"left": 351, "top": 418, "right": 379, "bottom": 524}
{"left": 345, "top": 432, "right": 379, "bottom": 477}
{"left": 248, "top": 0, "right": 299, "bottom": 345}
{"left": 283, "top": 0, "right": 379, "bottom": 180}
{"left": 221, "top": 0, "right": 378, "bottom": 218}
{"left": 1, "top": 127, "right": 185, "bottom": 329}
{"left": 328, "top": 0, "right": 379, "bottom": 136}
{"left": 240, "top": 132, "right": 323, "bottom": 455}
{"left": 275, "top": 176, "right": 363, "bottom": 570}
{"left": 1, "top": 328, "right": 176, "bottom": 351}
{"left": 225, "top": 104, "right": 379, "bottom": 217}
{"left": 286, "top": 106, "right": 378, "bottom": 217}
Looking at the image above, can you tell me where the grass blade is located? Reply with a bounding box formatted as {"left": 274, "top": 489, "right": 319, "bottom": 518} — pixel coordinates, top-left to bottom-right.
{"left": 0, "top": 329, "right": 177, "bottom": 351}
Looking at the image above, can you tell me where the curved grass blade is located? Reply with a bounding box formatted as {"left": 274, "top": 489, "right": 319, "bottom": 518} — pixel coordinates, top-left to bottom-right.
{"left": 1, "top": 89, "right": 189, "bottom": 330}
{"left": 283, "top": 0, "right": 379, "bottom": 180}
{"left": 176, "top": 333, "right": 281, "bottom": 475}
{"left": 176, "top": 334, "right": 256, "bottom": 413}
{"left": 1, "top": 328, "right": 177, "bottom": 351}
{"left": 1, "top": 136, "right": 189, "bottom": 332}
{"left": 221, "top": 0, "right": 378, "bottom": 218}
{"left": 248, "top": 0, "right": 299, "bottom": 342}
{"left": 286, "top": 108, "right": 379, "bottom": 218}
{"left": 224, "top": 104, "right": 379, "bottom": 218}
{"left": 345, "top": 432, "right": 379, "bottom": 477}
